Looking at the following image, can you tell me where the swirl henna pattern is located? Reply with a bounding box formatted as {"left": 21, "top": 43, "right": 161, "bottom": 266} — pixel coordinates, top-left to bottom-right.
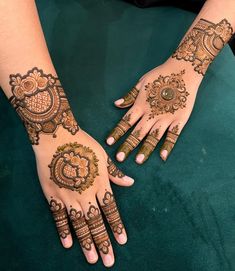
{"left": 145, "top": 70, "right": 189, "bottom": 119}
{"left": 48, "top": 142, "right": 99, "bottom": 194}
{"left": 172, "top": 19, "right": 233, "bottom": 75}
{"left": 9, "top": 67, "right": 79, "bottom": 144}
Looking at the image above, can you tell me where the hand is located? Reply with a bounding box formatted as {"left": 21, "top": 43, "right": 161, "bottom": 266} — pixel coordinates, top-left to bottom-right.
{"left": 106, "top": 59, "right": 202, "bottom": 163}
{"left": 34, "top": 129, "right": 134, "bottom": 267}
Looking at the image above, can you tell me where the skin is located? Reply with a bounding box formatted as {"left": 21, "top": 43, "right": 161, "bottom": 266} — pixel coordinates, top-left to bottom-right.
{"left": 106, "top": 0, "right": 235, "bottom": 164}
{"left": 0, "top": 0, "right": 134, "bottom": 268}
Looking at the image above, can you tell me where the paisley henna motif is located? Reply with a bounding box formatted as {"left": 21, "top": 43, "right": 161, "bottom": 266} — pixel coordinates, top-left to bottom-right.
{"left": 9, "top": 67, "right": 79, "bottom": 144}
{"left": 48, "top": 142, "right": 99, "bottom": 194}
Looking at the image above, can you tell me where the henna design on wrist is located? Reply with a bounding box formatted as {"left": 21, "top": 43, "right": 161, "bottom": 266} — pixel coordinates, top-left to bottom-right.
{"left": 172, "top": 19, "right": 233, "bottom": 75}
{"left": 48, "top": 142, "right": 99, "bottom": 194}
{"left": 160, "top": 125, "right": 179, "bottom": 155}
{"left": 69, "top": 207, "right": 93, "bottom": 250}
{"left": 49, "top": 198, "right": 70, "bottom": 239}
{"left": 101, "top": 191, "right": 124, "bottom": 234}
{"left": 108, "top": 113, "right": 131, "bottom": 142}
{"left": 9, "top": 67, "right": 79, "bottom": 144}
{"left": 107, "top": 157, "right": 125, "bottom": 178}
{"left": 117, "top": 129, "right": 141, "bottom": 157}
{"left": 145, "top": 70, "right": 189, "bottom": 119}
{"left": 138, "top": 129, "right": 160, "bottom": 161}
{"left": 86, "top": 205, "right": 110, "bottom": 254}
{"left": 119, "top": 87, "right": 139, "bottom": 108}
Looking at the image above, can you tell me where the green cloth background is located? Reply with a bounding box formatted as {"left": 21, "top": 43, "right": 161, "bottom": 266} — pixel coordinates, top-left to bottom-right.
{"left": 0, "top": 0, "right": 235, "bottom": 270}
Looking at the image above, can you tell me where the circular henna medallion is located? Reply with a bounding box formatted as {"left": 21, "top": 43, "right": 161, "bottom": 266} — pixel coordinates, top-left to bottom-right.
{"left": 49, "top": 142, "right": 99, "bottom": 194}
{"left": 145, "top": 70, "right": 189, "bottom": 118}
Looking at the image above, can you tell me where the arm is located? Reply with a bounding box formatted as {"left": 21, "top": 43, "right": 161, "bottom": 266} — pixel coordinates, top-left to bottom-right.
{"left": 106, "top": 0, "right": 235, "bottom": 163}
{"left": 0, "top": 0, "right": 134, "bottom": 267}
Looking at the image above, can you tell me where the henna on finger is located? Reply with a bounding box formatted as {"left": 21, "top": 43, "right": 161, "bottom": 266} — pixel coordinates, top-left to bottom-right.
{"left": 160, "top": 125, "right": 179, "bottom": 157}
{"left": 49, "top": 198, "right": 70, "bottom": 239}
{"left": 86, "top": 205, "right": 111, "bottom": 254}
{"left": 172, "top": 19, "right": 233, "bottom": 75}
{"left": 117, "top": 129, "right": 141, "bottom": 158}
{"left": 138, "top": 129, "right": 160, "bottom": 161}
{"left": 48, "top": 142, "right": 99, "bottom": 194}
{"left": 9, "top": 67, "right": 79, "bottom": 145}
{"left": 69, "top": 207, "right": 93, "bottom": 251}
{"left": 101, "top": 191, "right": 124, "bottom": 235}
{"left": 107, "top": 157, "right": 125, "bottom": 178}
{"left": 118, "top": 87, "right": 139, "bottom": 108}
{"left": 107, "top": 113, "right": 132, "bottom": 142}
{"left": 145, "top": 70, "right": 189, "bottom": 119}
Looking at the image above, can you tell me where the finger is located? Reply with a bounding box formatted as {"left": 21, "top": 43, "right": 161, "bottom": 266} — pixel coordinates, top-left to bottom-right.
{"left": 116, "top": 115, "right": 155, "bottom": 162}
{"left": 106, "top": 156, "right": 134, "bottom": 186}
{"left": 114, "top": 86, "right": 139, "bottom": 108}
{"left": 136, "top": 121, "right": 170, "bottom": 164}
{"left": 85, "top": 201, "right": 114, "bottom": 268}
{"left": 160, "top": 122, "right": 183, "bottom": 161}
{"left": 98, "top": 188, "right": 127, "bottom": 246}
{"left": 49, "top": 196, "right": 72, "bottom": 248}
{"left": 106, "top": 107, "right": 143, "bottom": 145}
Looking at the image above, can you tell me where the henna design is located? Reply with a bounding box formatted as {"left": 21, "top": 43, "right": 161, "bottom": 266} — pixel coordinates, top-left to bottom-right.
{"left": 9, "top": 67, "right": 79, "bottom": 144}
{"left": 69, "top": 208, "right": 93, "bottom": 250}
{"left": 49, "top": 198, "right": 70, "bottom": 239}
{"left": 172, "top": 19, "right": 233, "bottom": 75}
{"left": 108, "top": 113, "right": 131, "bottom": 142}
{"left": 160, "top": 125, "right": 179, "bottom": 155}
{"left": 145, "top": 70, "right": 189, "bottom": 119}
{"left": 86, "top": 205, "right": 110, "bottom": 254}
{"left": 48, "top": 142, "right": 99, "bottom": 194}
{"left": 119, "top": 87, "right": 139, "bottom": 108}
{"left": 117, "top": 129, "right": 141, "bottom": 158}
{"left": 107, "top": 157, "right": 125, "bottom": 178}
{"left": 101, "top": 191, "right": 124, "bottom": 235}
{"left": 138, "top": 129, "right": 160, "bottom": 161}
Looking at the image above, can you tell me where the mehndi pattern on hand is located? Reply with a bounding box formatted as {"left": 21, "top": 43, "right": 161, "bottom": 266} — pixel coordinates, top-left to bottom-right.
{"left": 172, "top": 19, "right": 233, "bottom": 75}
{"left": 9, "top": 67, "right": 79, "bottom": 144}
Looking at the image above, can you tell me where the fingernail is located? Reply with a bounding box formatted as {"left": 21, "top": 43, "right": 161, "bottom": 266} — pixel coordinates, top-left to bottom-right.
{"left": 62, "top": 237, "right": 72, "bottom": 248}
{"left": 104, "top": 254, "right": 114, "bottom": 267}
{"left": 118, "top": 233, "right": 127, "bottom": 245}
{"left": 116, "top": 152, "right": 125, "bottom": 161}
{"left": 87, "top": 250, "right": 98, "bottom": 263}
{"left": 107, "top": 137, "right": 115, "bottom": 145}
{"left": 123, "top": 175, "right": 134, "bottom": 185}
{"left": 161, "top": 150, "right": 168, "bottom": 161}
{"left": 114, "top": 98, "right": 124, "bottom": 106}
{"left": 136, "top": 154, "right": 145, "bottom": 164}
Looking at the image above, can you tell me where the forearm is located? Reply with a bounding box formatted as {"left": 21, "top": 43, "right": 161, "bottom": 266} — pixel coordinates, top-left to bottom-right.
{"left": 170, "top": 0, "right": 235, "bottom": 76}
{"left": 0, "top": 0, "right": 79, "bottom": 147}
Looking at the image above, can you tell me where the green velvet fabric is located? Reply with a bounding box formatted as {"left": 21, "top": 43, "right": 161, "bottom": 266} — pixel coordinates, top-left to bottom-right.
{"left": 0, "top": 0, "right": 235, "bottom": 270}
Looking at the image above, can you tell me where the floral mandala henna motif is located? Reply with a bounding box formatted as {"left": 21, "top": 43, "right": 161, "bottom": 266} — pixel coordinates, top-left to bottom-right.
{"left": 107, "top": 157, "right": 125, "bottom": 178}
{"left": 49, "top": 198, "right": 70, "bottom": 239}
{"left": 160, "top": 125, "right": 179, "bottom": 155}
{"left": 172, "top": 19, "right": 233, "bottom": 75}
{"left": 9, "top": 67, "right": 79, "bottom": 144}
{"left": 145, "top": 70, "right": 189, "bottom": 119}
{"left": 86, "top": 205, "right": 110, "bottom": 254}
{"left": 69, "top": 208, "right": 93, "bottom": 250}
{"left": 101, "top": 191, "right": 124, "bottom": 235}
{"left": 108, "top": 113, "right": 131, "bottom": 142}
{"left": 49, "top": 142, "right": 99, "bottom": 193}
{"left": 118, "top": 129, "right": 141, "bottom": 157}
